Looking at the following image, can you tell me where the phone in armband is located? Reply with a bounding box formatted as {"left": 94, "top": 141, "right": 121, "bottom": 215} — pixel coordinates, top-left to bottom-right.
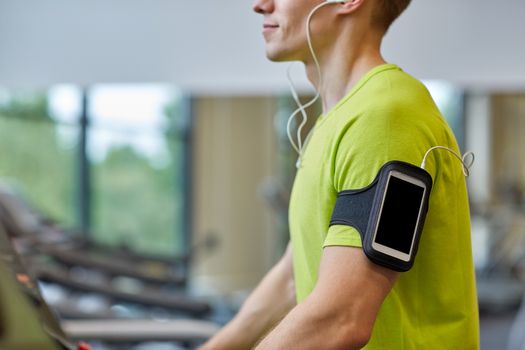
{"left": 330, "top": 161, "right": 433, "bottom": 272}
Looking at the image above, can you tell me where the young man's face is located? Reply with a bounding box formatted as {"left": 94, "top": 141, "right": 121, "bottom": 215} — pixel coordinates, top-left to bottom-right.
{"left": 252, "top": 0, "right": 324, "bottom": 62}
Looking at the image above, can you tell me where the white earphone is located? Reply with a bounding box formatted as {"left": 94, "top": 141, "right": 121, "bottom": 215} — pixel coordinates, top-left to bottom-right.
{"left": 287, "top": 0, "right": 348, "bottom": 167}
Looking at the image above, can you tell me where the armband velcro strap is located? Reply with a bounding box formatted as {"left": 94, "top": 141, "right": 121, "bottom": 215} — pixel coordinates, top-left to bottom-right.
{"left": 330, "top": 178, "right": 378, "bottom": 241}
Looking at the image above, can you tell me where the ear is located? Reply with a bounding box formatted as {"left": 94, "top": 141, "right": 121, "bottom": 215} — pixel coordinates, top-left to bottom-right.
{"left": 333, "top": 0, "right": 367, "bottom": 15}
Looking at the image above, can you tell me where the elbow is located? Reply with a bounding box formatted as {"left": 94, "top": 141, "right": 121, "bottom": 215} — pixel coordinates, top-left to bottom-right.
{"left": 345, "top": 323, "right": 372, "bottom": 349}
{"left": 324, "top": 312, "right": 373, "bottom": 349}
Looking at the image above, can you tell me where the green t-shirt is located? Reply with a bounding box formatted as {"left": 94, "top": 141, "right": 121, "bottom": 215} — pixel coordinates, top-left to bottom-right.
{"left": 289, "top": 64, "right": 479, "bottom": 349}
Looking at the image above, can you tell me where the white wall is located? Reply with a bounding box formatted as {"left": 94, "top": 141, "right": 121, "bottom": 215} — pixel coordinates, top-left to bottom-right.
{"left": 0, "top": 0, "right": 523, "bottom": 93}
{"left": 383, "top": 0, "right": 525, "bottom": 91}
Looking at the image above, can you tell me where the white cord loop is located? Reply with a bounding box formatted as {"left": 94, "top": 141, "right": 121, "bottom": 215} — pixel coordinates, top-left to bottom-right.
{"left": 286, "top": 64, "right": 320, "bottom": 155}
{"left": 420, "top": 146, "right": 475, "bottom": 177}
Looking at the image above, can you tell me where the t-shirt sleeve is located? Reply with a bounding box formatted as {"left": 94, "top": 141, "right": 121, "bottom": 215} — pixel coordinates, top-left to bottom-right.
{"left": 323, "top": 107, "right": 439, "bottom": 248}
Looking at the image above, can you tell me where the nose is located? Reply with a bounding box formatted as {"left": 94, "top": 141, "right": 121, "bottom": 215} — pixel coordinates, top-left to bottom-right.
{"left": 253, "top": 0, "right": 274, "bottom": 14}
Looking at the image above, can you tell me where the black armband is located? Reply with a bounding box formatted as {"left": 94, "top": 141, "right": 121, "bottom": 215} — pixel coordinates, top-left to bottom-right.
{"left": 330, "top": 161, "right": 433, "bottom": 272}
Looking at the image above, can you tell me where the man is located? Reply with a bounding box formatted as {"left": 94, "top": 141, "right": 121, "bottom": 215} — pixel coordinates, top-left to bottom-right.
{"left": 201, "top": 0, "right": 479, "bottom": 349}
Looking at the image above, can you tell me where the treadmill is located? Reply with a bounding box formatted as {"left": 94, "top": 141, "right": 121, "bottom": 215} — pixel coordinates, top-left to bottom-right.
{"left": 0, "top": 225, "right": 77, "bottom": 350}
{"left": 0, "top": 222, "right": 220, "bottom": 350}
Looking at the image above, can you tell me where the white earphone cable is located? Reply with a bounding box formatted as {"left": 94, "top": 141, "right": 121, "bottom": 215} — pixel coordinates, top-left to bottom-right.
{"left": 286, "top": 1, "right": 334, "bottom": 158}
{"left": 286, "top": 65, "right": 319, "bottom": 154}
{"left": 420, "top": 146, "right": 475, "bottom": 177}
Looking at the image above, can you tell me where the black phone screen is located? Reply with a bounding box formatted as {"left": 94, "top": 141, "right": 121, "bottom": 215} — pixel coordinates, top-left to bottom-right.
{"left": 374, "top": 175, "right": 425, "bottom": 254}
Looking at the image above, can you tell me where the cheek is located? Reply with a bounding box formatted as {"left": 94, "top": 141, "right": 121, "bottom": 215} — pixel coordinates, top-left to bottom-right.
{"left": 277, "top": 2, "right": 308, "bottom": 39}
{"left": 281, "top": 16, "right": 306, "bottom": 44}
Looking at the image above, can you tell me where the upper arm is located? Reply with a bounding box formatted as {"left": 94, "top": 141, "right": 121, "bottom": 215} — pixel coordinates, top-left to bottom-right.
{"left": 310, "top": 246, "right": 399, "bottom": 342}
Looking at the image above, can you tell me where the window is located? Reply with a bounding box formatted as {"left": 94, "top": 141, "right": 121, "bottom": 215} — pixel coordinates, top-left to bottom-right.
{"left": 423, "top": 80, "right": 465, "bottom": 148}
{"left": 0, "top": 85, "right": 189, "bottom": 257}
{"left": 0, "top": 87, "right": 78, "bottom": 227}
{"left": 87, "top": 85, "right": 187, "bottom": 256}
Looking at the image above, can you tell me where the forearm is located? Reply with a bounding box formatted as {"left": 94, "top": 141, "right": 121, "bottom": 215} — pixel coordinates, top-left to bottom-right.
{"left": 254, "top": 294, "right": 369, "bottom": 350}
{"left": 255, "top": 247, "right": 397, "bottom": 350}
{"left": 200, "top": 245, "right": 296, "bottom": 349}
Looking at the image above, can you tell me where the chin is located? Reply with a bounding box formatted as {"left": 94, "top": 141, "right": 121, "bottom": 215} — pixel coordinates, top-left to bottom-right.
{"left": 265, "top": 47, "right": 299, "bottom": 63}
{"left": 266, "top": 52, "right": 287, "bottom": 62}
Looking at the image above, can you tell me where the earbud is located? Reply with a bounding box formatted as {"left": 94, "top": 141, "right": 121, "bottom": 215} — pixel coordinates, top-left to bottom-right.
{"left": 326, "top": 0, "right": 348, "bottom": 3}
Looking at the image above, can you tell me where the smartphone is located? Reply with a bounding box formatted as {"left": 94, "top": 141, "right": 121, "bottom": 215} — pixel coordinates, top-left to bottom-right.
{"left": 370, "top": 170, "right": 427, "bottom": 262}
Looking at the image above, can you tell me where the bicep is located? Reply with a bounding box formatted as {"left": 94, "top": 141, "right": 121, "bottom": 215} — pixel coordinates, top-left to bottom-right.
{"left": 312, "top": 246, "right": 399, "bottom": 332}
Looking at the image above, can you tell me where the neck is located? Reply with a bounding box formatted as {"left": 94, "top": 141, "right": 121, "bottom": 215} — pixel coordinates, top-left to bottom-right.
{"left": 304, "top": 29, "right": 386, "bottom": 114}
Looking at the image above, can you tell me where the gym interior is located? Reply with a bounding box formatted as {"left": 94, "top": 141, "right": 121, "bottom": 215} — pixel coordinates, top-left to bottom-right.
{"left": 0, "top": 1, "right": 524, "bottom": 349}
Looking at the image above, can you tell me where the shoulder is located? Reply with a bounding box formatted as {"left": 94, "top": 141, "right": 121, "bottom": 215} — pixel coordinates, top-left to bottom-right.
{"left": 362, "top": 69, "right": 443, "bottom": 126}
{"left": 332, "top": 67, "right": 447, "bottom": 140}
{"left": 330, "top": 69, "right": 453, "bottom": 190}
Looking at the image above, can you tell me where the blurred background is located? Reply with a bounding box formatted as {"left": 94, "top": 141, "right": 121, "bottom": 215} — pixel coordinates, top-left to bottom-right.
{"left": 0, "top": 0, "right": 524, "bottom": 349}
